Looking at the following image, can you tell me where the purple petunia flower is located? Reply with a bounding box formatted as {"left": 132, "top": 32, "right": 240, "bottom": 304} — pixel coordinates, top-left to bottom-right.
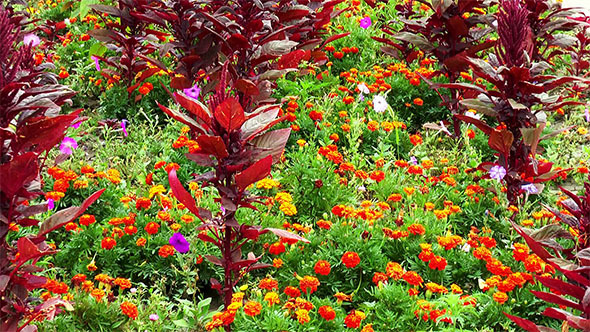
{"left": 373, "top": 95, "right": 388, "bottom": 113}
{"left": 91, "top": 56, "right": 101, "bottom": 71}
{"left": 169, "top": 233, "right": 190, "bottom": 253}
{"left": 149, "top": 314, "right": 159, "bottom": 321}
{"left": 409, "top": 156, "right": 418, "bottom": 165}
{"left": 23, "top": 34, "right": 40, "bottom": 47}
{"left": 521, "top": 183, "right": 538, "bottom": 194}
{"left": 121, "top": 119, "right": 128, "bottom": 137}
{"left": 184, "top": 84, "right": 200, "bottom": 100}
{"left": 360, "top": 16, "right": 372, "bottom": 29}
{"left": 585, "top": 108, "right": 589, "bottom": 122}
{"left": 59, "top": 137, "right": 78, "bottom": 155}
{"left": 47, "top": 199, "right": 55, "bottom": 210}
{"left": 489, "top": 165, "right": 506, "bottom": 181}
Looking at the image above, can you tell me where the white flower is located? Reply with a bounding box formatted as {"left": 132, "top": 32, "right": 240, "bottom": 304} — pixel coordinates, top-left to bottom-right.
{"left": 373, "top": 95, "right": 388, "bottom": 113}
{"left": 357, "top": 83, "right": 370, "bottom": 94}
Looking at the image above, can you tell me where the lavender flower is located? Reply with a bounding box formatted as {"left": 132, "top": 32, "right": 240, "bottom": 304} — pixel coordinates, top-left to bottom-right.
{"left": 183, "top": 84, "right": 200, "bottom": 100}
{"left": 23, "top": 34, "right": 40, "bottom": 47}
{"left": 489, "top": 165, "right": 506, "bottom": 181}
{"left": 59, "top": 137, "right": 78, "bottom": 155}
{"left": 409, "top": 156, "right": 418, "bottom": 165}
{"left": 169, "top": 233, "right": 190, "bottom": 253}
{"left": 521, "top": 183, "right": 538, "bottom": 194}
{"left": 149, "top": 314, "right": 159, "bottom": 321}
{"left": 585, "top": 108, "right": 589, "bottom": 122}
{"left": 360, "top": 16, "right": 372, "bottom": 29}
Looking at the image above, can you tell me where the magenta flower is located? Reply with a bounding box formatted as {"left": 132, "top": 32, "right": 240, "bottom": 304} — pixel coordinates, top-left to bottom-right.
{"left": 47, "top": 199, "right": 55, "bottom": 210}
{"left": 23, "top": 34, "right": 40, "bottom": 47}
{"left": 183, "top": 84, "right": 200, "bottom": 99}
{"left": 121, "top": 119, "right": 128, "bottom": 137}
{"left": 149, "top": 314, "right": 159, "bottom": 321}
{"left": 59, "top": 137, "right": 78, "bottom": 155}
{"left": 169, "top": 233, "right": 190, "bottom": 253}
{"left": 585, "top": 108, "right": 589, "bottom": 122}
{"left": 91, "top": 56, "right": 101, "bottom": 71}
{"left": 360, "top": 16, "right": 372, "bottom": 29}
{"left": 489, "top": 165, "right": 506, "bottom": 181}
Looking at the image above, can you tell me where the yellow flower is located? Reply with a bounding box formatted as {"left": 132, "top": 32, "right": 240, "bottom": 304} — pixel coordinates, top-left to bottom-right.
{"left": 280, "top": 202, "right": 297, "bottom": 216}
{"left": 264, "top": 292, "right": 280, "bottom": 306}
{"left": 149, "top": 185, "right": 167, "bottom": 199}
{"left": 275, "top": 192, "right": 293, "bottom": 203}
{"left": 257, "top": 178, "right": 279, "bottom": 189}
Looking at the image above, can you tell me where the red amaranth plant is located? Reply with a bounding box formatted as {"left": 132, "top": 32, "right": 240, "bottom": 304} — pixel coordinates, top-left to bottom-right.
{"left": 88, "top": 0, "right": 166, "bottom": 97}
{"left": 159, "top": 64, "right": 307, "bottom": 331}
{"left": 444, "top": 0, "right": 584, "bottom": 205}
{"left": 505, "top": 175, "right": 590, "bottom": 331}
{"left": 372, "top": 0, "right": 495, "bottom": 137}
{"left": 0, "top": 7, "right": 104, "bottom": 331}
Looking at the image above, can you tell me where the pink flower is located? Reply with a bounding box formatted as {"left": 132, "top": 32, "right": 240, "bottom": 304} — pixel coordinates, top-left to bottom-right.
{"left": 23, "top": 34, "right": 40, "bottom": 47}
{"left": 59, "top": 137, "right": 78, "bottom": 155}
{"left": 360, "top": 17, "right": 372, "bottom": 29}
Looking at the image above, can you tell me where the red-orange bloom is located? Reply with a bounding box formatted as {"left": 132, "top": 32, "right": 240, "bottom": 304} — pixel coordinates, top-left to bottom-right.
{"left": 341, "top": 251, "right": 361, "bottom": 268}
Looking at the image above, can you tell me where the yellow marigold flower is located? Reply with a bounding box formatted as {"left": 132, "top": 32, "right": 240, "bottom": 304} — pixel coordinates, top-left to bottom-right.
{"left": 264, "top": 291, "right": 280, "bottom": 306}
{"left": 257, "top": 178, "right": 279, "bottom": 189}
{"left": 189, "top": 182, "right": 199, "bottom": 191}
{"left": 280, "top": 202, "right": 297, "bottom": 216}
{"left": 296, "top": 139, "right": 306, "bottom": 147}
{"left": 275, "top": 192, "right": 293, "bottom": 203}
{"left": 149, "top": 185, "right": 167, "bottom": 199}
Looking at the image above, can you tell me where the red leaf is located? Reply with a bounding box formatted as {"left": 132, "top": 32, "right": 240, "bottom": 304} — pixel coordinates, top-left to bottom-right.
{"left": 157, "top": 101, "right": 206, "bottom": 135}
{"left": 0, "top": 152, "right": 38, "bottom": 198}
{"left": 235, "top": 79, "right": 259, "bottom": 96}
{"left": 264, "top": 227, "right": 309, "bottom": 243}
{"left": 15, "top": 110, "right": 81, "bottom": 154}
{"left": 38, "top": 189, "right": 105, "bottom": 237}
{"left": 196, "top": 135, "right": 229, "bottom": 159}
{"left": 15, "top": 237, "right": 53, "bottom": 267}
{"left": 503, "top": 312, "right": 541, "bottom": 332}
{"left": 536, "top": 275, "right": 585, "bottom": 300}
{"left": 249, "top": 128, "right": 291, "bottom": 164}
{"left": 278, "top": 50, "right": 311, "bottom": 69}
{"left": 168, "top": 169, "right": 202, "bottom": 220}
{"left": 170, "top": 76, "right": 192, "bottom": 89}
{"left": 214, "top": 98, "right": 246, "bottom": 133}
{"left": 235, "top": 155, "right": 273, "bottom": 191}
{"left": 455, "top": 114, "right": 493, "bottom": 135}
{"left": 488, "top": 129, "right": 513, "bottom": 156}
{"left": 530, "top": 290, "right": 583, "bottom": 311}
{"left": 321, "top": 32, "right": 351, "bottom": 48}
{"left": 174, "top": 92, "right": 212, "bottom": 128}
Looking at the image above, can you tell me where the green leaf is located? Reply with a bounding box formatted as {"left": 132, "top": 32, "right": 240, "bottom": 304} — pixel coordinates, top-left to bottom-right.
{"left": 89, "top": 43, "right": 107, "bottom": 60}
{"left": 173, "top": 319, "right": 191, "bottom": 328}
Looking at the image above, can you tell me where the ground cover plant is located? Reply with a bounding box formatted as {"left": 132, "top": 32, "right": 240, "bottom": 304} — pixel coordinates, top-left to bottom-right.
{"left": 2, "top": 0, "right": 590, "bottom": 331}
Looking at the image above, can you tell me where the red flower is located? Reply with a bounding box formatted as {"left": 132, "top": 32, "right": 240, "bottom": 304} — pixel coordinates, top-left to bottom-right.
{"left": 284, "top": 286, "right": 301, "bottom": 298}
{"left": 101, "top": 237, "right": 116, "bottom": 250}
{"left": 268, "top": 242, "right": 285, "bottom": 255}
{"left": 299, "top": 276, "right": 320, "bottom": 294}
{"left": 145, "top": 222, "right": 160, "bottom": 235}
{"left": 341, "top": 251, "right": 360, "bottom": 268}
{"left": 318, "top": 305, "right": 336, "bottom": 321}
{"left": 314, "top": 260, "right": 331, "bottom": 276}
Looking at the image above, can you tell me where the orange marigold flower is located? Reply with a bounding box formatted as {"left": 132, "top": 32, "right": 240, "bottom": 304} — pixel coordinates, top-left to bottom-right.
{"left": 402, "top": 271, "right": 423, "bottom": 286}
{"left": 341, "top": 251, "right": 360, "bottom": 268}
{"left": 101, "top": 237, "right": 116, "bottom": 250}
{"left": 300, "top": 276, "right": 320, "bottom": 294}
{"left": 493, "top": 291, "right": 508, "bottom": 304}
{"left": 158, "top": 244, "right": 175, "bottom": 258}
{"left": 259, "top": 278, "right": 278, "bottom": 290}
{"left": 120, "top": 301, "right": 138, "bottom": 319}
{"left": 344, "top": 310, "right": 366, "bottom": 329}
{"left": 408, "top": 224, "right": 426, "bottom": 236}
{"left": 145, "top": 221, "right": 160, "bottom": 235}
{"left": 314, "top": 260, "right": 331, "bottom": 276}
{"left": 318, "top": 305, "right": 336, "bottom": 321}
{"left": 243, "top": 301, "right": 262, "bottom": 317}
